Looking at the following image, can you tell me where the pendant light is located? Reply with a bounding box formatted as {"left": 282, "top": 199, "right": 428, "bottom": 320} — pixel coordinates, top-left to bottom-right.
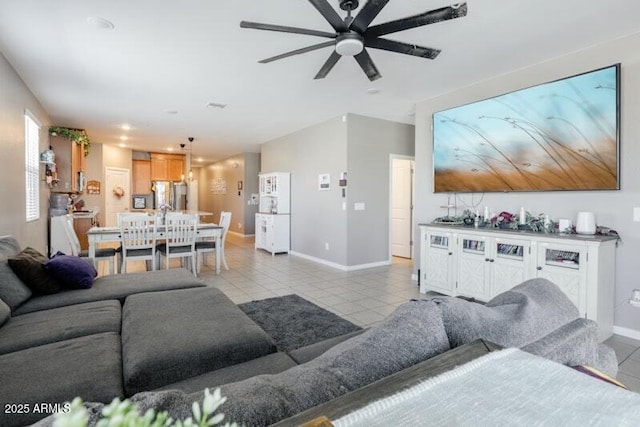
{"left": 187, "top": 137, "right": 194, "bottom": 182}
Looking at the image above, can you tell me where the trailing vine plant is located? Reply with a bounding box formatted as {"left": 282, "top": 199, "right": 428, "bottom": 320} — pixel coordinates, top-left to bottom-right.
{"left": 49, "top": 126, "right": 91, "bottom": 155}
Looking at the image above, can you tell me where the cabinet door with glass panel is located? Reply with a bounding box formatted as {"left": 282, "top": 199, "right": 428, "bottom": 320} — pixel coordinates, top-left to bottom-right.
{"left": 491, "top": 237, "right": 531, "bottom": 297}
{"left": 456, "top": 234, "right": 491, "bottom": 300}
{"left": 534, "top": 242, "right": 587, "bottom": 315}
{"left": 420, "top": 229, "right": 455, "bottom": 295}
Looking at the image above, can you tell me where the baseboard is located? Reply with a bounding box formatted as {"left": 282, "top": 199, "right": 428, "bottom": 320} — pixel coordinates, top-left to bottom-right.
{"left": 289, "top": 251, "right": 391, "bottom": 271}
{"left": 612, "top": 325, "right": 640, "bottom": 341}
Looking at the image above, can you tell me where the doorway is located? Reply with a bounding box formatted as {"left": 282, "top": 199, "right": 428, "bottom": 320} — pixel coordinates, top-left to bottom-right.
{"left": 390, "top": 156, "right": 414, "bottom": 260}
{"left": 105, "top": 167, "right": 131, "bottom": 227}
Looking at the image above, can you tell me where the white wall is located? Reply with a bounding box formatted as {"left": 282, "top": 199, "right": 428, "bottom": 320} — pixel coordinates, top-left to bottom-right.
{"left": 0, "top": 52, "right": 50, "bottom": 250}
{"left": 414, "top": 32, "right": 640, "bottom": 335}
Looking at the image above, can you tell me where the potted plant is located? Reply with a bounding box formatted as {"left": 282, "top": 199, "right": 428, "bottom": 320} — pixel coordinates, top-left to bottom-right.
{"left": 49, "top": 126, "right": 91, "bottom": 156}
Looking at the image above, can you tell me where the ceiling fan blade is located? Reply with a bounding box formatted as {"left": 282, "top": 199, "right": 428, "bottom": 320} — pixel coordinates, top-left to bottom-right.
{"left": 365, "top": 37, "right": 441, "bottom": 59}
{"left": 240, "top": 21, "right": 336, "bottom": 39}
{"left": 258, "top": 40, "right": 335, "bottom": 64}
{"left": 308, "top": 0, "right": 348, "bottom": 32}
{"left": 366, "top": 3, "right": 467, "bottom": 37}
{"left": 314, "top": 51, "right": 342, "bottom": 79}
{"left": 349, "top": 0, "right": 390, "bottom": 34}
{"left": 354, "top": 48, "right": 381, "bottom": 81}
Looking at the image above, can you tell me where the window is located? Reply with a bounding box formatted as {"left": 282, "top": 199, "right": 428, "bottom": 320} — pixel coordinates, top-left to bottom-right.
{"left": 25, "top": 110, "right": 41, "bottom": 222}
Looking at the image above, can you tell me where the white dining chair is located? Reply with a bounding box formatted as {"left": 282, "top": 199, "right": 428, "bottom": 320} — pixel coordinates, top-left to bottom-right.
{"left": 195, "top": 211, "right": 231, "bottom": 274}
{"left": 118, "top": 213, "right": 157, "bottom": 274}
{"left": 60, "top": 215, "right": 117, "bottom": 275}
{"left": 156, "top": 212, "right": 198, "bottom": 276}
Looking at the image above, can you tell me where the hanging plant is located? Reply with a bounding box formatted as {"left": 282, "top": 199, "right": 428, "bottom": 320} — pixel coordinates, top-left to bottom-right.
{"left": 49, "top": 126, "right": 91, "bottom": 155}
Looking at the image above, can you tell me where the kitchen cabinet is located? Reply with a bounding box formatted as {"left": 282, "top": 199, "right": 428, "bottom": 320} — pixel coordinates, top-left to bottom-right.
{"left": 419, "top": 224, "right": 617, "bottom": 340}
{"left": 132, "top": 160, "right": 151, "bottom": 194}
{"left": 50, "top": 135, "right": 86, "bottom": 193}
{"left": 73, "top": 214, "right": 97, "bottom": 250}
{"left": 150, "top": 153, "right": 184, "bottom": 181}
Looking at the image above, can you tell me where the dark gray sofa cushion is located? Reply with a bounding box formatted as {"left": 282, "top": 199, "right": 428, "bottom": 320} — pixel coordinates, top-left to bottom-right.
{"left": 0, "top": 332, "right": 124, "bottom": 427}
{"left": 436, "top": 277, "right": 580, "bottom": 348}
{"left": 122, "top": 287, "right": 277, "bottom": 396}
{"left": 13, "top": 268, "right": 205, "bottom": 315}
{"left": 0, "top": 298, "right": 9, "bottom": 327}
{"left": 0, "top": 300, "right": 121, "bottom": 355}
{"left": 111, "top": 300, "right": 449, "bottom": 426}
{"left": 156, "top": 352, "right": 298, "bottom": 394}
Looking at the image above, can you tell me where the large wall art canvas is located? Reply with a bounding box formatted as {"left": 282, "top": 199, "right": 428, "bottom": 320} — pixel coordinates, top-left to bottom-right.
{"left": 433, "top": 64, "right": 620, "bottom": 193}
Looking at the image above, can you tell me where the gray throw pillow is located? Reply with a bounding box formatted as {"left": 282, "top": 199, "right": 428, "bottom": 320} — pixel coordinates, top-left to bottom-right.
{"left": 0, "top": 257, "right": 32, "bottom": 311}
{"left": 0, "top": 298, "right": 10, "bottom": 327}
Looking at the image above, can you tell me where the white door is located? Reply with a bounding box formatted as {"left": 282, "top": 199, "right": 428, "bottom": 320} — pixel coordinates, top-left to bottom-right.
{"left": 391, "top": 158, "right": 413, "bottom": 258}
{"left": 105, "top": 167, "right": 131, "bottom": 227}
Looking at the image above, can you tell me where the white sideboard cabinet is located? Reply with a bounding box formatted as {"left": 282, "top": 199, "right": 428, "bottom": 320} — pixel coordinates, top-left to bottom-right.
{"left": 255, "top": 172, "right": 291, "bottom": 255}
{"left": 419, "top": 224, "right": 617, "bottom": 340}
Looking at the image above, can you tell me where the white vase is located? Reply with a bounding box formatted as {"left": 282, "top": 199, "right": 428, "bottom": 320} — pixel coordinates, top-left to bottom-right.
{"left": 576, "top": 212, "right": 596, "bottom": 234}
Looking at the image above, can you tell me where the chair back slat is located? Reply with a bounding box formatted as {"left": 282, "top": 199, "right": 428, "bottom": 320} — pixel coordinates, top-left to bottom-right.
{"left": 118, "top": 213, "right": 156, "bottom": 251}
{"left": 164, "top": 213, "right": 198, "bottom": 249}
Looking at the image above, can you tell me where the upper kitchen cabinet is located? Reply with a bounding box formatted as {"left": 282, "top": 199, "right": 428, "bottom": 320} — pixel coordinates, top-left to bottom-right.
{"left": 150, "top": 153, "right": 185, "bottom": 182}
{"left": 49, "top": 134, "right": 86, "bottom": 193}
{"left": 132, "top": 160, "right": 151, "bottom": 194}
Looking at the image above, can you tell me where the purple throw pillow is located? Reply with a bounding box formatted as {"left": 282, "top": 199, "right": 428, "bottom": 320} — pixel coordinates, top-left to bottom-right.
{"left": 44, "top": 253, "right": 97, "bottom": 289}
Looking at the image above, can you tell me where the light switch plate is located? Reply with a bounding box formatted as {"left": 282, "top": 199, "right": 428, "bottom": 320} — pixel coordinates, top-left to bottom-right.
{"left": 634, "top": 207, "right": 640, "bottom": 222}
{"left": 354, "top": 202, "right": 365, "bottom": 211}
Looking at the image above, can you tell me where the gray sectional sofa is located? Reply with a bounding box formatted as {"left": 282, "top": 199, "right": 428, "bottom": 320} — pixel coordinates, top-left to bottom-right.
{"left": 0, "top": 235, "right": 619, "bottom": 427}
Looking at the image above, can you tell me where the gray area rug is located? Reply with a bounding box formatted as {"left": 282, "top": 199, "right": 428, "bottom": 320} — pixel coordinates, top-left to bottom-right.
{"left": 238, "top": 294, "right": 362, "bottom": 352}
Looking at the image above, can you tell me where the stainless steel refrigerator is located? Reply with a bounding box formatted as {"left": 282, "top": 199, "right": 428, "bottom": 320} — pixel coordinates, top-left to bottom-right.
{"left": 153, "top": 181, "right": 187, "bottom": 210}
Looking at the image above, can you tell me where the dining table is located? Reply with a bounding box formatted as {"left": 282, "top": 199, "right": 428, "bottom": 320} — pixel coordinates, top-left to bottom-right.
{"left": 86, "top": 222, "right": 224, "bottom": 274}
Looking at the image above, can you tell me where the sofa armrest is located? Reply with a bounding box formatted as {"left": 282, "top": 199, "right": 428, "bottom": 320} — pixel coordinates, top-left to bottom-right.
{"left": 521, "top": 318, "right": 603, "bottom": 369}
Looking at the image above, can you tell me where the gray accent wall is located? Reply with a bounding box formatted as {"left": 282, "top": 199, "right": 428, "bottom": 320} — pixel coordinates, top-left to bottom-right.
{"left": 346, "top": 114, "right": 414, "bottom": 266}
{"left": 0, "top": 51, "right": 50, "bottom": 251}
{"left": 261, "top": 114, "right": 414, "bottom": 268}
{"left": 414, "top": 32, "right": 640, "bottom": 336}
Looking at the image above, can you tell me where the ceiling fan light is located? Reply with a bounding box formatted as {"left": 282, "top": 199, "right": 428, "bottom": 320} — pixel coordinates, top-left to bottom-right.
{"left": 336, "top": 38, "right": 364, "bottom": 56}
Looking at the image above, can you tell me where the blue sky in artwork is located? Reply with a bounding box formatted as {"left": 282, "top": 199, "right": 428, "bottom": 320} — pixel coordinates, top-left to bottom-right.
{"left": 433, "top": 65, "right": 618, "bottom": 172}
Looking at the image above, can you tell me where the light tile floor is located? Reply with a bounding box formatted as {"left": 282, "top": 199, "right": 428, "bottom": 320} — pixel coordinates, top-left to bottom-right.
{"left": 115, "top": 234, "right": 640, "bottom": 392}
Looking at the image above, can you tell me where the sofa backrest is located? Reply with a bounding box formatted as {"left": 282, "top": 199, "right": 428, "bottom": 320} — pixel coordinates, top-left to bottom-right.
{"left": 0, "top": 236, "right": 21, "bottom": 259}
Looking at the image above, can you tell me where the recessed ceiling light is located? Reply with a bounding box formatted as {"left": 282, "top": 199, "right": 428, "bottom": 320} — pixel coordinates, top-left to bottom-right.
{"left": 118, "top": 143, "right": 127, "bottom": 148}
{"left": 121, "top": 124, "right": 131, "bottom": 131}
{"left": 206, "top": 102, "right": 227, "bottom": 109}
{"left": 167, "top": 147, "right": 174, "bottom": 152}
{"left": 367, "top": 88, "right": 380, "bottom": 95}
{"left": 197, "top": 157, "right": 203, "bottom": 162}
{"left": 86, "top": 16, "right": 114, "bottom": 30}
{"left": 165, "top": 110, "right": 179, "bottom": 115}
{"left": 119, "top": 135, "right": 128, "bottom": 141}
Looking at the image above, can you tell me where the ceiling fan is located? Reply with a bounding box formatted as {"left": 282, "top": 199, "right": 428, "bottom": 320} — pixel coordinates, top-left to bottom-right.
{"left": 240, "top": 0, "right": 467, "bottom": 81}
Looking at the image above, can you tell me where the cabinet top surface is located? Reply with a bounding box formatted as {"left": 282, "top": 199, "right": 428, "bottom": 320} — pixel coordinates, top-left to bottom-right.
{"left": 419, "top": 223, "right": 618, "bottom": 243}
